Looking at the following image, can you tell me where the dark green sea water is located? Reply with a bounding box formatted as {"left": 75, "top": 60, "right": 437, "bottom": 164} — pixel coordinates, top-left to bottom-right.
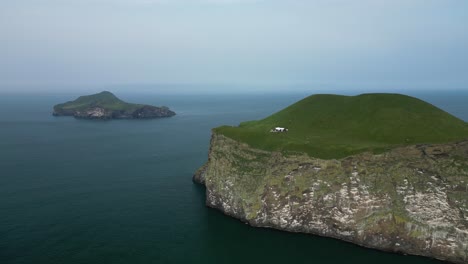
{"left": 1, "top": 91, "right": 467, "bottom": 264}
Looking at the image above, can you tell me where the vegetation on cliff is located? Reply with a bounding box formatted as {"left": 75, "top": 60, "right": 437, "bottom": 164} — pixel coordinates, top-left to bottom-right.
{"left": 197, "top": 134, "right": 468, "bottom": 264}
{"left": 215, "top": 93, "right": 468, "bottom": 159}
{"left": 53, "top": 91, "right": 175, "bottom": 119}
{"left": 197, "top": 93, "right": 468, "bottom": 262}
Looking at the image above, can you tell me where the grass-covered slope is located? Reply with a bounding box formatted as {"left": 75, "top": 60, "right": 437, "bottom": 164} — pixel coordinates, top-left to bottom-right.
{"left": 54, "top": 91, "right": 142, "bottom": 112}
{"left": 215, "top": 93, "right": 468, "bottom": 159}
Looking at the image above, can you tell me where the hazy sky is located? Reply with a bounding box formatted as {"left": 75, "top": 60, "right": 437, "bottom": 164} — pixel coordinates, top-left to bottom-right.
{"left": 1, "top": 0, "right": 467, "bottom": 92}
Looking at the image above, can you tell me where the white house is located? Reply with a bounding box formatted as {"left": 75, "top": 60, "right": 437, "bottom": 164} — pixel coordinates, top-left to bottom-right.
{"left": 271, "top": 127, "right": 288, "bottom": 132}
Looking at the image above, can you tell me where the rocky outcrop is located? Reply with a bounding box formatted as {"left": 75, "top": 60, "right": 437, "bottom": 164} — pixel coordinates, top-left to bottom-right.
{"left": 195, "top": 133, "right": 468, "bottom": 263}
{"left": 131, "top": 105, "right": 175, "bottom": 119}
{"left": 70, "top": 107, "right": 109, "bottom": 119}
{"left": 52, "top": 91, "right": 176, "bottom": 120}
{"left": 53, "top": 104, "right": 175, "bottom": 119}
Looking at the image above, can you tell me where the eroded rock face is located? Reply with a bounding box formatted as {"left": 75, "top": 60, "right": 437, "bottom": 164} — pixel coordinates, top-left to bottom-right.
{"left": 74, "top": 107, "right": 109, "bottom": 119}
{"left": 194, "top": 133, "right": 468, "bottom": 264}
{"left": 131, "top": 105, "right": 175, "bottom": 119}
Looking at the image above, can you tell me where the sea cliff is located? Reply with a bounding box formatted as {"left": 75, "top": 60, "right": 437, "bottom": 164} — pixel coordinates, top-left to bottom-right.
{"left": 195, "top": 133, "right": 468, "bottom": 264}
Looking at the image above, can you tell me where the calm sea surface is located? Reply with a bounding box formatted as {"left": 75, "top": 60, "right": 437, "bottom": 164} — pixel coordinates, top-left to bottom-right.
{"left": 0, "top": 90, "right": 467, "bottom": 264}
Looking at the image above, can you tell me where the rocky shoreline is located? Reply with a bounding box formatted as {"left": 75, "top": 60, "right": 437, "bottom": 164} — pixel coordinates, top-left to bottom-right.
{"left": 195, "top": 133, "right": 468, "bottom": 264}
{"left": 53, "top": 105, "right": 175, "bottom": 119}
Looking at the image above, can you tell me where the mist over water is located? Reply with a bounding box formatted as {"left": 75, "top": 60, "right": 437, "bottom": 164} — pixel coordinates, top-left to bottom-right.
{"left": 0, "top": 90, "right": 466, "bottom": 264}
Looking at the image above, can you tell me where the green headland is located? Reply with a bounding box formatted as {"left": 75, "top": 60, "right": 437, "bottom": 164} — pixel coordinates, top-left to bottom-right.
{"left": 53, "top": 91, "right": 175, "bottom": 119}
{"left": 215, "top": 93, "right": 468, "bottom": 159}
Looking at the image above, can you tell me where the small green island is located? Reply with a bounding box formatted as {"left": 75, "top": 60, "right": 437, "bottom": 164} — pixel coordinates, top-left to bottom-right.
{"left": 53, "top": 91, "right": 175, "bottom": 119}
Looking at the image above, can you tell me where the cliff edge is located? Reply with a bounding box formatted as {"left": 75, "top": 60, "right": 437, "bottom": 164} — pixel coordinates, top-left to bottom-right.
{"left": 194, "top": 94, "right": 468, "bottom": 263}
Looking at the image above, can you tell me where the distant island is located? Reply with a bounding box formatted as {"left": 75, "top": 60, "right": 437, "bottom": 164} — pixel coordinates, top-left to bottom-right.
{"left": 195, "top": 93, "right": 468, "bottom": 264}
{"left": 53, "top": 91, "right": 175, "bottom": 119}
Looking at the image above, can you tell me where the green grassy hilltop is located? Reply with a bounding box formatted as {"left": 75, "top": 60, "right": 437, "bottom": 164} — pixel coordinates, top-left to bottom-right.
{"left": 215, "top": 93, "right": 468, "bottom": 159}
{"left": 54, "top": 91, "right": 142, "bottom": 112}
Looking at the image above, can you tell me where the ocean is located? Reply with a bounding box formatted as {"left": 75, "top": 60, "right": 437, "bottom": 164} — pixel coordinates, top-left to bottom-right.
{"left": 0, "top": 90, "right": 466, "bottom": 264}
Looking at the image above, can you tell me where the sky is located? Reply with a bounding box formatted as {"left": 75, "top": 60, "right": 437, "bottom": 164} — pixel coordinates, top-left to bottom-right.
{"left": 1, "top": 0, "right": 468, "bottom": 93}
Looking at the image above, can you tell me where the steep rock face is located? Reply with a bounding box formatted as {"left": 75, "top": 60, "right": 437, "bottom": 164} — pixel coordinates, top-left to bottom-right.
{"left": 71, "top": 107, "right": 110, "bottom": 119}
{"left": 194, "top": 133, "right": 468, "bottom": 264}
{"left": 131, "top": 105, "right": 175, "bottom": 119}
